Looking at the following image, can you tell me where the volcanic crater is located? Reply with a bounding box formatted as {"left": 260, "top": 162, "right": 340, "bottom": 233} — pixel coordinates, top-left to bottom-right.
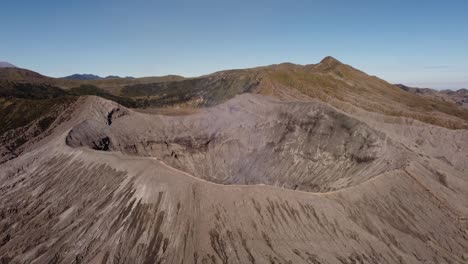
{"left": 66, "top": 94, "right": 408, "bottom": 192}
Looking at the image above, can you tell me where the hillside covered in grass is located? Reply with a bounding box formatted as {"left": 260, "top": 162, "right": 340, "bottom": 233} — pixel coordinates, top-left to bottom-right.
{"left": 1, "top": 57, "right": 468, "bottom": 131}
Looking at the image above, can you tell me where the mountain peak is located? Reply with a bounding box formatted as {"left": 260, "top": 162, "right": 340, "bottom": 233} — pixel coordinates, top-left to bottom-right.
{"left": 0, "top": 61, "right": 16, "bottom": 68}
{"left": 63, "top": 74, "right": 103, "bottom": 80}
{"left": 319, "top": 56, "right": 342, "bottom": 66}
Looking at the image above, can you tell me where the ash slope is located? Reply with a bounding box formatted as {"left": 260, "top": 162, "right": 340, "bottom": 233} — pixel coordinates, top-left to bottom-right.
{"left": 1, "top": 94, "right": 468, "bottom": 264}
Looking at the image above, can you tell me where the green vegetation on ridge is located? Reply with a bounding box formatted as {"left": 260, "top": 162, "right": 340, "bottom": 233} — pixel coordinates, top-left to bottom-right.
{"left": 1, "top": 57, "right": 468, "bottom": 131}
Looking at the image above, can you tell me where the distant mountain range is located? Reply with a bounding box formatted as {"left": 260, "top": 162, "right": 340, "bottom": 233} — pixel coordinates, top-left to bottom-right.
{"left": 2, "top": 56, "right": 467, "bottom": 130}
{"left": 0, "top": 61, "right": 16, "bottom": 68}
{"left": 63, "top": 74, "right": 134, "bottom": 80}
{"left": 2, "top": 61, "right": 136, "bottom": 80}
{"left": 396, "top": 84, "right": 468, "bottom": 109}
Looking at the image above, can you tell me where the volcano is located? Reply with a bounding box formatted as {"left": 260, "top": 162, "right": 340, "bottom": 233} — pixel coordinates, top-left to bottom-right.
{"left": 1, "top": 57, "right": 468, "bottom": 263}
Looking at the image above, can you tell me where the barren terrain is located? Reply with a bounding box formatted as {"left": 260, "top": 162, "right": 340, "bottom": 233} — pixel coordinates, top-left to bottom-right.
{"left": 1, "top": 58, "right": 468, "bottom": 263}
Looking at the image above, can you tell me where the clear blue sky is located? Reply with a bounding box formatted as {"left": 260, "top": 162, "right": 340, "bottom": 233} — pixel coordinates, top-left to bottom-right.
{"left": 1, "top": 0, "right": 467, "bottom": 89}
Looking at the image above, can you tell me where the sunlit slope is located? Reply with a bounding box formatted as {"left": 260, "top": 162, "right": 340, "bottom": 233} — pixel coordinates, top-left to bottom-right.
{"left": 261, "top": 57, "right": 468, "bottom": 129}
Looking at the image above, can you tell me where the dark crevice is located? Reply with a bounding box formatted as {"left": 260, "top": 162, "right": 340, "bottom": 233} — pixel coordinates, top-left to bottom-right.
{"left": 93, "top": 137, "right": 111, "bottom": 151}
{"left": 107, "top": 108, "right": 120, "bottom": 126}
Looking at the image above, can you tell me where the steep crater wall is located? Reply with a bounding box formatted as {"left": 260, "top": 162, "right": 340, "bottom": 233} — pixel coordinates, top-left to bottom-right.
{"left": 66, "top": 95, "right": 409, "bottom": 192}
